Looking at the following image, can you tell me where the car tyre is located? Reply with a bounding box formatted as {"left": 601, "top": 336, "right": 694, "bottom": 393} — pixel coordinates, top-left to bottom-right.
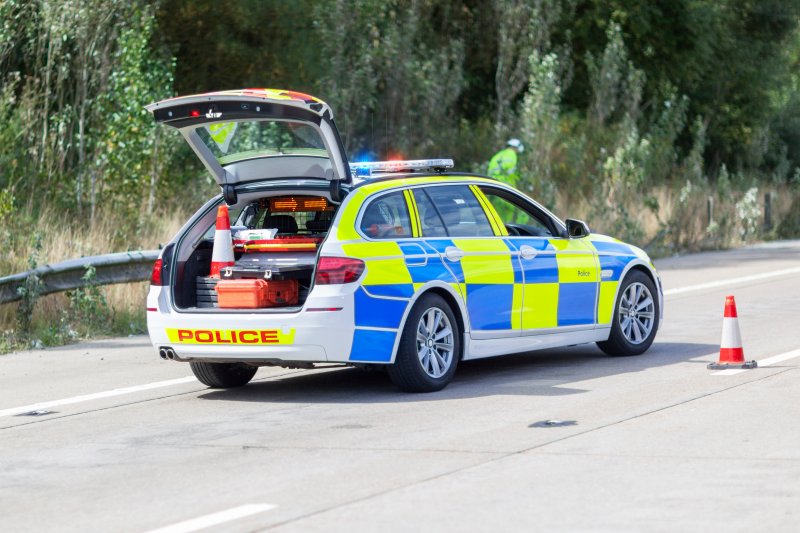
{"left": 387, "top": 293, "right": 460, "bottom": 392}
{"left": 597, "top": 270, "right": 659, "bottom": 356}
{"left": 190, "top": 361, "right": 257, "bottom": 388}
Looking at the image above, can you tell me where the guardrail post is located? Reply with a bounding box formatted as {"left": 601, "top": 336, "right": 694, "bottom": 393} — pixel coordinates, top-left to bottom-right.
{"left": 707, "top": 196, "right": 714, "bottom": 228}
{"left": 764, "top": 191, "right": 772, "bottom": 231}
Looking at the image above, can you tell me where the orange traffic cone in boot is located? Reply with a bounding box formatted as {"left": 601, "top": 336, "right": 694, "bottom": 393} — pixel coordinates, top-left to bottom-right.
{"left": 708, "top": 295, "right": 757, "bottom": 370}
{"left": 209, "top": 204, "right": 235, "bottom": 277}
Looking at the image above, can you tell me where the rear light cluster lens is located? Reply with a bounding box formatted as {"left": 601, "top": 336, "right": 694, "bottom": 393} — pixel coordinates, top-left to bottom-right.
{"left": 315, "top": 257, "right": 365, "bottom": 284}
{"left": 150, "top": 259, "right": 165, "bottom": 286}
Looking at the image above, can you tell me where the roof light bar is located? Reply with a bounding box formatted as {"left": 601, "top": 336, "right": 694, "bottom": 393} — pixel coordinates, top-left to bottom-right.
{"left": 351, "top": 159, "right": 454, "bottom": 177}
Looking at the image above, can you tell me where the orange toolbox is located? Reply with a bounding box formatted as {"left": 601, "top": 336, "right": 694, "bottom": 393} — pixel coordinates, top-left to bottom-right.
{"left": 215, "top": 279, "right": 299, "bottom": 308}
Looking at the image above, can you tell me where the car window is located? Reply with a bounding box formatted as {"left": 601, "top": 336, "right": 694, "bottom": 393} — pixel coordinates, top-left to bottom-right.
{"left": 360, "top": 192, "right": 413, "bottom": 239}
{"left": 412, "top": 189, "right": 448, "bottom": 237}
{"left": 480, "top": 186, "right": 554, "bottom": 237}
{"left": 425, "top": 185, "right": 494, "bottom": 237}
{"left": 195, "top": 120, "right": 328, "bottom": 165}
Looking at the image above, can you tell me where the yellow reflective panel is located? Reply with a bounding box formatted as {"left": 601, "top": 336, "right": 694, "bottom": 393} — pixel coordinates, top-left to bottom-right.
{"left": 450, "top": 282, "right": 467, "bottom": 300}
{"left": 336, "top": 190, "right": 367, "bottom": 241}
{"left": 453, "top": 238, "right": 514, "bottom": 284}
{"left": 597, "top": 281, "right": 619, "bottom": 324}
{"left": 362, "top": 257, "right": 413, "bottom": 286}
{"left": 511, "top": 284, "right": 524, "bottom": 330}
{"left": 551, "top": 239, "right": 598, "bottom": 283}
{"left": 342, "top": 241, "right": 402, "bottom": 258}
{"left": 357, "top": 175, "right": 500, "bottom": 196}
{"left": 520, "top": 283, "right": 559, "bottom": 329}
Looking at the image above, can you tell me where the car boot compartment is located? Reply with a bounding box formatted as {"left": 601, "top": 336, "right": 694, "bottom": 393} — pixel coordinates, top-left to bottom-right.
{"left": 176, "top": 192, "right": 334, "bottom": 312}
{"left": 195, "top": 252, "right": 316, "bottom": 309}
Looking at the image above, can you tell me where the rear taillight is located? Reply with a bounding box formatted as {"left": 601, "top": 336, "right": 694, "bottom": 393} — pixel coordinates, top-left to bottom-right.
{"left": 315, "top": 257, "right": 365, "bottom": 284}
{"left": 150, "top": 259, "right": 164, "bottom": 285}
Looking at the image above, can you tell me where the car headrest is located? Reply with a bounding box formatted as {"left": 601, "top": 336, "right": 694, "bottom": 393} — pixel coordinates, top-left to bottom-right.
{"left": 263, "top": 214, "right": 298, "bottom": 234}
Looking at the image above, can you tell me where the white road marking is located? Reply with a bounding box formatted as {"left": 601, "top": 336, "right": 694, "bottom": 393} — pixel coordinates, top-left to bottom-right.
{"left": 711, "top": 348, "right": 800, "bottom": 376}
{"left": 664, "top": 266, "right": 800, "bottom": 296}
{"left": 0, "top": 376, "right": 197, "bottom": 418}
{"left": 145, "top": 504, "right": 276, "bottom": 533}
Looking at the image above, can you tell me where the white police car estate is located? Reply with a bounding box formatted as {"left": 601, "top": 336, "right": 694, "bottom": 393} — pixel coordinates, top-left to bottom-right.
{"left": 145, "top": 89, "right": 663, "bottom": 392}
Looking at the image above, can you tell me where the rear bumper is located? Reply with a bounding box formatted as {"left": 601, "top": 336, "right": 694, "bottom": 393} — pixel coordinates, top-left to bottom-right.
{"left": 146, "top": 285, "right": 357, "bottom": 363}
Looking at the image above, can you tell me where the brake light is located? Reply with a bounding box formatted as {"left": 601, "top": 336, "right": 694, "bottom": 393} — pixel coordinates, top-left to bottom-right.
{"left": 315, "top": 257, "right": 365, "bottom": 284}
{"left": 150, "top": 259, "right": 164, "bottom": 285}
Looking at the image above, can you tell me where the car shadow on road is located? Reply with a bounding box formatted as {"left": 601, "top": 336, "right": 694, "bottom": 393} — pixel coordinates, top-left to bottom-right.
{"left": 197, "top": 341, "right": 718, "bottom": 405}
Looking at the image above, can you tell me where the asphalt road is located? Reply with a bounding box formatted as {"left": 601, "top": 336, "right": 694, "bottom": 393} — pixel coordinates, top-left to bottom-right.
{"left": 2, "top": 241, "right": 799, "bottom": 532}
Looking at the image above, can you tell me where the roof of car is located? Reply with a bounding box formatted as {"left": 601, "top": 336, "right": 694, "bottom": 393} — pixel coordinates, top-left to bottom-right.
{"left": 352, "top": 172, "right": 502, "bottom": 194}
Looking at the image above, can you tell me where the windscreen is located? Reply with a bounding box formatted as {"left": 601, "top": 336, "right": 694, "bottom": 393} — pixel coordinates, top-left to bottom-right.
{"left": 195, "top": 120, "right": 327, "bottom": 165}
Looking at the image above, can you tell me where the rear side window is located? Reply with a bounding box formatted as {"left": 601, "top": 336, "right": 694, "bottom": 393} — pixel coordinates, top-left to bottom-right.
{"left": 360, "top": 192, "right": 413, "bottom": 239}
{"left": 413, "top": 189, "right": 448, "bottom": 237}
{"left": 425, "top": 185, "right": 494, "bottom": 237}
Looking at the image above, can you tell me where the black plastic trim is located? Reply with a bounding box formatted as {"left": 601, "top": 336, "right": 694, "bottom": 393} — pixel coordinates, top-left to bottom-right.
{"left": 152, "top": 101, "right": 323, "bottom": 128}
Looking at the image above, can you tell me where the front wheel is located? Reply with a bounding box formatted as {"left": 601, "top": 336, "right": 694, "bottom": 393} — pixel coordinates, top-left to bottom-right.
{"left": 597, "top": 270, "right": 659, "bottom": 356}
{"left": 387, "top": 293, "right": 461, "bottom": 392}
{"left": 190, "top": 361, "right": 257, "bottom": 388}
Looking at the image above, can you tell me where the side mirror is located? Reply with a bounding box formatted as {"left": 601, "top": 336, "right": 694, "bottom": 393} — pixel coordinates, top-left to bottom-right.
{"left": 565, "top": 218, "right": 590, "bottom": 238}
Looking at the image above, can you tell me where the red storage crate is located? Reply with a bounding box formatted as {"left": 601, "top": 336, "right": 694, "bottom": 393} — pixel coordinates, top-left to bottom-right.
{"left": 215, "top": 279, "right": 298, "bottom": 308}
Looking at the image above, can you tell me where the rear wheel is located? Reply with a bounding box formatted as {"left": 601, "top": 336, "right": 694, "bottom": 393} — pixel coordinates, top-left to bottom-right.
{"left": 387, "top": 293, "right": 460, "bottom": 392}
{"left": 597, "top": 270, "right": 659, "bottom": 356}
{"left": 190, "top": 361, "right": 257, "bottom": 388}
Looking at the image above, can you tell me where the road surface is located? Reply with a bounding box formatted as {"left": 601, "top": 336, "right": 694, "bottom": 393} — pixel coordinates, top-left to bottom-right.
{"left": 1, "top": 241, "right": 799, "bottom": 532}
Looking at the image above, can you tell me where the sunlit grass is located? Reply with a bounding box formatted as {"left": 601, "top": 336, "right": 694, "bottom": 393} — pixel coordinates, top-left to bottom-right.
{"left": 0, "top": 206, "right": 189, "bottom": 352}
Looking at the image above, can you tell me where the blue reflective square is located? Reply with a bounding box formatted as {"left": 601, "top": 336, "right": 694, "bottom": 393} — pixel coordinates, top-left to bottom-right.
{"left": 466, "top": 284, "right": 513, "bottom": 330}
{"left": 349, "top": 328, "right": 396, "bottom": 362}
{"left": 557, "top": 283, "right": 598, "bottom": 326}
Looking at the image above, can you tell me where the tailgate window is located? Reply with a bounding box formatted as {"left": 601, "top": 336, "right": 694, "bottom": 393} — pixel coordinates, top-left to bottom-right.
{"left": 196, "top": 120, "right": 327, "bottom": 165}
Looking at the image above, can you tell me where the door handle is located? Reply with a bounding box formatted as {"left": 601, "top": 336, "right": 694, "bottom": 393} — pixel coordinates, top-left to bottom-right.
{"left": 519, "top": 245, "right": 538, "bottom": 260}
{"left": 444, "top": 246, "right": 464, "bottom": 262}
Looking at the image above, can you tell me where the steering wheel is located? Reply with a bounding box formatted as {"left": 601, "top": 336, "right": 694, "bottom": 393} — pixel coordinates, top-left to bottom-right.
{"left": 505, "top": 224, "right": 522, "bottom": 236}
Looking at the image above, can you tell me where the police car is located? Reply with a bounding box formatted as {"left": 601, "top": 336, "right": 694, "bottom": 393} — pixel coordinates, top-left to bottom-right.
{"left": 145, "top": 89, "right": 663, "bottom": 392}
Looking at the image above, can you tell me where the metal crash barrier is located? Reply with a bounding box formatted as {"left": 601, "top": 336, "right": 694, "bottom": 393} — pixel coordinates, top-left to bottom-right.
{"left": 0, "top": 250, "right": 159, "bottom": 304}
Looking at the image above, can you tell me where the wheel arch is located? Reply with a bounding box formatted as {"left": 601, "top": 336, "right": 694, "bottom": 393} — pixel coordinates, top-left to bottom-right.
{"left": 423, "top": 287, "right": 467, "bottom": 359}
{"left": 613, "top": 260, "right": 663, "bottom": 321}
{"left": 392, "top": 282, "right": 469, "bottom": 363}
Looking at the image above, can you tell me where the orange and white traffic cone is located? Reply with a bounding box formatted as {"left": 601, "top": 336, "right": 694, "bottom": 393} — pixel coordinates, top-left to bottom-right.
{"left": 209, "top": 204, "right": 235, "bottom": 278}
{"left": 708, "top": 295, "right": 757, "bottom": 370}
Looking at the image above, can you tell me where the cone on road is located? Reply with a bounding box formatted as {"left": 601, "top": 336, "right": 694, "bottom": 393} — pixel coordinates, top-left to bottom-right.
{"left": 708, "top": 295, "right": 757, "bottom": 370}
{"left": 209, "top": 204, "right": 235, "bottom": 278}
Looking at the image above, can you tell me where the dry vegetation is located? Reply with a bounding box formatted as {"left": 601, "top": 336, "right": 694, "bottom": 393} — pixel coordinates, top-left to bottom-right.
{"left": 0, "top": 205, "right": 190, "bottom": 351}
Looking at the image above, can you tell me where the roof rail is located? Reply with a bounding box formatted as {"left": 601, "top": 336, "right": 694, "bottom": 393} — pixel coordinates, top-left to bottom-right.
{"left": 351, "top": 159, "right": 454, "bottom": 178}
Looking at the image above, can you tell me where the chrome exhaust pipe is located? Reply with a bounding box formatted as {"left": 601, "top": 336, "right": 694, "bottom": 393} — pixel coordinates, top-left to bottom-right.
{"left": 166, "top": 348, "right": 176, "bottom": 360}
{"left": 158, "top": 348, "right": 168, "bottom": 360}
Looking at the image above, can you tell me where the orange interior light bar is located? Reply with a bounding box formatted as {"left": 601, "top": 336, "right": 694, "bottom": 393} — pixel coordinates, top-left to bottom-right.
{"left": 269, "top": 196, "right": 330, "bottom": 212}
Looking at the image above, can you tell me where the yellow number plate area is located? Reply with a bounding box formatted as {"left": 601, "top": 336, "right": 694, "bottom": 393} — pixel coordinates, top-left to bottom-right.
{"left": 453, "top": 239, "right": 515, "bottom": 284}
{"left": 166, "top": 328, "right": 296, "bottom": 345}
